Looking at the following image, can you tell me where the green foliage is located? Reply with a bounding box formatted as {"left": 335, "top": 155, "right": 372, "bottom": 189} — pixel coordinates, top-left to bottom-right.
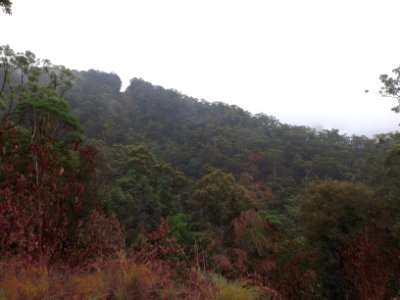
{"left": 58, "top": 72, "right": 396, "bottom": 201}
{"left": 0, "top": 45, "right": 75, "bottom": 119}
{"left": 54, "top": 67, "right": 400, "bottom": 297}
{"left": 300, "top": 180, "right": 384, "bottom": 299}
{"left": 14, "top": 94, "right": 83, "bottom": 141}
{"left": 380, "top": 66, "right": 400, "bottom": 113}
{"left": 3, "top": 44, "right": 400, "bottom": 298}
{"left": 258, "top": 210, "right": 285, "bottom": 226}
{"left": 167, "top": 213, "right": 194, "bottom": 246}
{"left": 384, "top": 143, "right": 400, "bottom": 181}
{"left": 168, "top": 213, "right": 213, "bottom": 252}
{"left": 100, "top": 145, "right": 189, "bottom": 244}
{"left": 191, "top": 167, "right": 252, "bottom": 227}
{"left": 62, "top": 69, "right": 123, "bottom": 144}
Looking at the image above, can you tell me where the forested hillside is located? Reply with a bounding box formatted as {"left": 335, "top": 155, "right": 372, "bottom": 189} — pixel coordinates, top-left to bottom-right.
{"left": 1, "top": 45, "right": 400, "bottom": 299}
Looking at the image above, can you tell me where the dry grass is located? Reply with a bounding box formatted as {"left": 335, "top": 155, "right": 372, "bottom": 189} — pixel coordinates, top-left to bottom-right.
{"left": 182, "top": 269, "right": 279, "bottom": 300}
{"left": 0, "top": 254, "right": 281, "bottom": 300}
{"left": 0, "top": 254, "right": 178, "bottom": 300}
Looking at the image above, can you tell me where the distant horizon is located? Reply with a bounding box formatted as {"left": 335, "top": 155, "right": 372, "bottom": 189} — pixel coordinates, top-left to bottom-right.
{"left": 116, "top": 75, "right": 398, "bottom": 137}
{"left": 2, "top": 0, "right": 400, "bottom": 136}
{"left": 120, "top": 75, "right": 400, "bottom": 137}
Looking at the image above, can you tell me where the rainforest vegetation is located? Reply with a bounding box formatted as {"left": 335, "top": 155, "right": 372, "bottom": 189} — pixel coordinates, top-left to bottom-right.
{"left": 1, "top": 42, "right": 400, "bottom": 299}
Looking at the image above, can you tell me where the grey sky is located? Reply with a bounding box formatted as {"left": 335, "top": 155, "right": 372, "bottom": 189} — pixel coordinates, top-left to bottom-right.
{"left": 2, "top": 0, "right": 400, "bottom": 136}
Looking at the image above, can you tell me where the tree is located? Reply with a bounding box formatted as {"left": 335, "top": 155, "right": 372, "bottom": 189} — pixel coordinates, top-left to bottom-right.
{"left": 0, "top": 0, "right": 11, "bottom": 14}
{"left": 339, "top": 225, "right": 399, "bottom": 300}
{"left": 104, "top": 145, "right": 188, "bottom": 243}
{"left": 300, "top": 180, "right": 384, "bottom": 299}
{"left": 0, "top": 116, "right": 93, "bottom": 263}
{"left": 0, "top": 47, "right": 125, "bottom": 266}
{"left": 190, "top": 167, "right": 252, "bottom": 227}
{"left": 62, "top": 69, "right": 123, "bottom": 144}
{"left": 0, "top": 45, "right": 75, "bottom": 117}
{"left": 379, "top": 66, "right": 400, "bottom": 114}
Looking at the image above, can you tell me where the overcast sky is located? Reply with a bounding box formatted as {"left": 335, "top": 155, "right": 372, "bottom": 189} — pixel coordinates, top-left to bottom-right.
{"left": 2, "top": 0, "right": 400, "bottom": 136}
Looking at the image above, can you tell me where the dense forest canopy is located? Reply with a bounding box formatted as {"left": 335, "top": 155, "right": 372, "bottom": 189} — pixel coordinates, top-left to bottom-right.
{"left": 1, "top": 45, "right": 400, "bottom": 299}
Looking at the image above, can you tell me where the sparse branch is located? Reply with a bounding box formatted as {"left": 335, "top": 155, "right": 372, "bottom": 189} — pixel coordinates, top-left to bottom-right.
{"left": 377, "top": 66, "right": 400, "bottom": 114}
{"left": 0, "top": 0, "right": 12, "bottom": 14}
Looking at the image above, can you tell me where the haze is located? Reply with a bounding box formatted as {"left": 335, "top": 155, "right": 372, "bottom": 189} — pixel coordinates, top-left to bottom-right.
{"left": 2, "top": 0, "right": 400, "bottom": 136}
